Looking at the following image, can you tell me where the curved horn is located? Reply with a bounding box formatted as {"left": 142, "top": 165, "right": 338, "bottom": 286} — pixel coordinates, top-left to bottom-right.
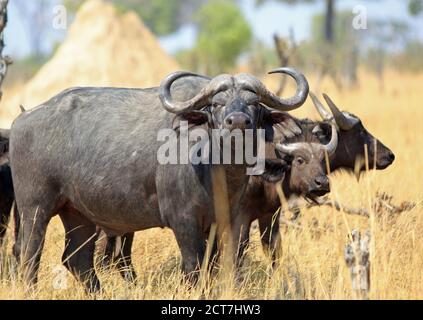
{"left": 265, "top": 67, "right": 309, "bottom": 110}
{"left": 237, "top": 68, "right": 309, "bottom": 111}
{"left": 274, "top": 142, "right": 302, "bottom": 155}
{"left": 309, "top": 92, "right": 331, "bottom": 120}
{"left": 159, "top": 71, "right": 221, "bottom": 114}
{"left": 322, "top": 123, "right": 338, "bottom": 156}
{"left": 323, "top": 93, "right": 357, "bottom": 131}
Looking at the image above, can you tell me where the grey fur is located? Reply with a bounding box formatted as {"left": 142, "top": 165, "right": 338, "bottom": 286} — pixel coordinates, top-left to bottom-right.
{"left": 9, "top": 72, "right": 310, "bottom": 292}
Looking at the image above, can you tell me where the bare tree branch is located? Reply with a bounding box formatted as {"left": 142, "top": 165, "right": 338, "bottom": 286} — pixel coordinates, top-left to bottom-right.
{"left": 0, "top": 0, "right": 11, "bottom": 102}
{"left": 344, "top": 229, "right": 370, "bottom": 299}
{"left": 273, "top": 28, "right": 297, "bottom": 96}
{"left": 280, "top": 192, "right": 416, "bottom": 223}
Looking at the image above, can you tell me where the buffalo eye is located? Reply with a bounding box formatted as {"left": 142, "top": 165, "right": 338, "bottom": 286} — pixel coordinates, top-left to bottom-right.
{"left": 296, "top": 157, "right": 305, "bottom": 165}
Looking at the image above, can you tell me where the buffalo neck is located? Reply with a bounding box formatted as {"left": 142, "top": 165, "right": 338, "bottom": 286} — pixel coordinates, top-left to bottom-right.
{"left": 330, "top": 141, "right": 355, "bottom": 173}
{"left": 217, "top": 164, "right": 250, "bottom": 217}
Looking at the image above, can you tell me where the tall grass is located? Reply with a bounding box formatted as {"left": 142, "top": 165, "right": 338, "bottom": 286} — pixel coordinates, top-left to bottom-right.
{"left": 0, "top": 70, "right": 422, "bottom": 299}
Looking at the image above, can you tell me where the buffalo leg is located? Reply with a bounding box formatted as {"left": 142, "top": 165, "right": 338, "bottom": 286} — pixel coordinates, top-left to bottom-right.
{"left": 13, "top": 201, "right": 21, "bottom": 261}
{"left": 0, "top": 200, "right": 12, "bottom": 246}
{"left": 114, "top": 233, "right": 137, "bottom": 282}
{"left": 172, "top": 220, "right": 206, "bottom": 285}
{"left": 202, "top": 214, "right": 251, "bottom": 271}
{"left": 0, "top": 165, "right": 15, "bottom": 246}
{"left": 59, "top": 206, "right": 100, "bottom": 293}
{"left": 14, "top": 201, "right": 54, "bottom": 287}
{"left": 100, "top": 234, "right": 114, "bottom": 267}
{"left": 104, "top": 233, "right": 137, "bottom": 283}
{"left": 258, "top": 211, "right": 281, "bottom": 268}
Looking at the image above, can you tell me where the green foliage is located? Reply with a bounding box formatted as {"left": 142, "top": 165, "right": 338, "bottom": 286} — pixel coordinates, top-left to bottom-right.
{"left": 193, "top": 0, "right": 252, "bottom": 75}
{"left": 255, "top": 0, "right": 314, "bottom": 5}
{"left": 360, "top": 19, "right": 410, "bottom": 77}
{"left": 304, "top": 11, "right": 358, "bottom": 69}
{"left": 110, "top": 0, "right": 183, "bottom": 36}
{"left": 61, "top": 0, "right": 251, "bottom": 73}
{"left": 408, "top": 0, "right": 423, "bottom": 15}
{"left": 62, "top": 0, "right": 205, "bottom": 36}
{"left": 62, "top": 0, "right": 84, "bottom": 15}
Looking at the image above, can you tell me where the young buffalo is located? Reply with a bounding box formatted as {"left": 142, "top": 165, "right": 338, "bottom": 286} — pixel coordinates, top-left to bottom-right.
{"left": 255, "top": 93, "right": 395, "bottom": 263}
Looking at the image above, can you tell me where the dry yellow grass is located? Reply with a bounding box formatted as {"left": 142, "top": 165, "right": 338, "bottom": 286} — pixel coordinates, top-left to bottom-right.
{"left": 0, "top": 69, "right": 422, "bottom": 300}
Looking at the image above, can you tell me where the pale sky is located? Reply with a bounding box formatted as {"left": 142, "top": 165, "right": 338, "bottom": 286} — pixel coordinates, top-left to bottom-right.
{"left": 4, "top": 0, "right": 423, "bottom": 58}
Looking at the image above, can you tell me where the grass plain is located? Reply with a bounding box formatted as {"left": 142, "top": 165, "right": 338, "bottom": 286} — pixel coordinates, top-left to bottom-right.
{"left": 0, "top": 70, "right": 422, "bottom": 299}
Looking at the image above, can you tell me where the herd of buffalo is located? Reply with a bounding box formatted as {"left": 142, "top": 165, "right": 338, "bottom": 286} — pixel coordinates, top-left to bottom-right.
{"left": 0, "top": 67, "right": 395, "bottom": 293}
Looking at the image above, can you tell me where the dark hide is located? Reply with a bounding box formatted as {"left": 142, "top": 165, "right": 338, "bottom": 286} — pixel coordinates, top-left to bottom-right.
{"left": 315, "top": 114, "right": 395, "bottom": 172}
{"left": 0, "top": 129, "right": 16, "bottom": 249}
{"left": 10, "top": 74, "right": 307, "bottom": 291}
{"left": 0, "top": 163, "right": 14, "bottom": 247}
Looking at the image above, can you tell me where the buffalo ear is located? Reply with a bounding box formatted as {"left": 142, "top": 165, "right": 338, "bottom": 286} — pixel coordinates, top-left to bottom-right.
{"left": 313, "top": 122, "right": 331, "bottom": 142}
{"left": 172, "top": 110, "right": 210, "bottom": 131}
{"left": 259, "top": 159, "right": 288, "bottom": 183}
{"left": 262, "top": 110, "right": 302, "bottom": 142}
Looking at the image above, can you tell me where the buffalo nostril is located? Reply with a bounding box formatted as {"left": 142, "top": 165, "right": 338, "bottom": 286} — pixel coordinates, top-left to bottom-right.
{"left": 389, "top": 152, "right": 395, "bottom": 161}
{"left": 314, "top": 176, "right": 329, "bottom": 189}
{"left": 224, "top": 113, "right": 252, "bottom": 129}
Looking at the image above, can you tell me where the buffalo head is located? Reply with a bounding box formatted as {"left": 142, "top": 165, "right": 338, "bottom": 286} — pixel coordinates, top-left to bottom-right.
{"left": 260, "top": 113, "right": 337, "bottom": 199}
{"left": 310, "top": 93, "right": 395, "bottom": 172}
{"left": 273, "top": 121, "right": 337, "bottom": 198}
{"left": 159, "top": 68, "right": 309, "bottom": 132}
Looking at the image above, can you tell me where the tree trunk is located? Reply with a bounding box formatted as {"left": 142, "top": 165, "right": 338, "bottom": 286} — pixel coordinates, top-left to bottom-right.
{"left": 273, "top": 31, "right": 297, "bottom": 96}
{"left": 0, "top": 0, "right": 11, "bottom": 102}
{"left": 317, "top": 0, "right": 336, "bottom": 91}
{"left": 325, "top": 0, "right": 335, "bottom": 43}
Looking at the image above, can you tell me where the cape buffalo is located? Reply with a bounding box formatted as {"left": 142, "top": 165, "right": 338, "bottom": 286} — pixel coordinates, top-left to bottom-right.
{"left": 10, "top": 68, "right": 309, "bottom": 292}
{"left": 5, "top": 85, "right": 395, "bottom": 288}
{"left": 255, "top": 92, "right": 395, "bottom": 263}
{"left": 98, "top": 92, "right": 395, "bottom": 281}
